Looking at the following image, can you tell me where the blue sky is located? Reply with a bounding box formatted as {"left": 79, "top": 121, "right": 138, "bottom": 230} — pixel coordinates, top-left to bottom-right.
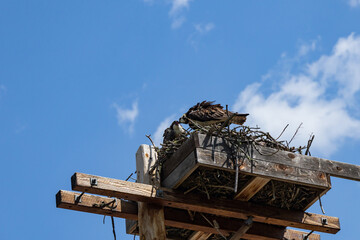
{"left": 1, "top": 0, "right": 360, "bottom": 239}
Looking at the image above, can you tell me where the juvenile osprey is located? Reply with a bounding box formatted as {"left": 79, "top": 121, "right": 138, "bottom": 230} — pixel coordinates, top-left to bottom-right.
{"left": 163, "top": 121, "right": 186, "bottom": 142}
{"left": 179, "top": 101, "right": 249, "bottom": 127}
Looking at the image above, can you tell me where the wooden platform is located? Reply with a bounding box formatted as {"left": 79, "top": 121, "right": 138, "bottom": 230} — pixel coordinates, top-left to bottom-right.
{"left": 56, "top": 134, "right": 360, "bottom": 240}
{"left": 161, "top": 133, "right": 333, "bottom": 211}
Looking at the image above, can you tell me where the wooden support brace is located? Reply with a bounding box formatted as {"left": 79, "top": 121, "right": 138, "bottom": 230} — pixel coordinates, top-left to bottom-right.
{"left": 71, "top": 172, "right": 340, "bottom": 233}
{"left": 136, "top": 144, "right": 166, "bottom": 240}
{"left": 234, "top": 177, "right": 270, "bottom": 201}
{"left": 188, "top": 231, "right": 213, "bottom": 240}
{"left": 230, "top": 216, "right": 253, "bottom": 240}
{"left": 56, "top": 190, "right": 321, "bottom": 240}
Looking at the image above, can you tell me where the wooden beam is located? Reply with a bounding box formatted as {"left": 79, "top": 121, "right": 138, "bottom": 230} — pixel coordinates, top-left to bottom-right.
{"left": 234, "top": 177, "right": 270, "bottom": 201}
{"left": 193, "top": 133, "right": 360, "bottom": 181}
{"left": 127, "top": 220, "right": 321, "bottom": 240}
{"left": 56, "top": 190, "right": 321, "bottom": 240}
{"left": 136, "top": 145, "right": 166, "bottom": 240}
{"left": 56, "top": 190, "right": 137, "bottom": 220}
{"left": 71, "top": 172, "right": 340, "bottom": 233}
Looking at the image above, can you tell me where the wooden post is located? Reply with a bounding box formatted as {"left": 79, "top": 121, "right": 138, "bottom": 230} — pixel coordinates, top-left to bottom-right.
{"left": 136, "top": 144, "right": 166, "bottom": 240}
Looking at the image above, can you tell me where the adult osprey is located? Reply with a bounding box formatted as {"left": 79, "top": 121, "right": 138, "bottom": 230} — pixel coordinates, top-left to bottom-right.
{"left": 163, "top": 121, "right": 186, "bottom": 142}
{"left": 179, "top": 101, "right": 249, "bottom": 127}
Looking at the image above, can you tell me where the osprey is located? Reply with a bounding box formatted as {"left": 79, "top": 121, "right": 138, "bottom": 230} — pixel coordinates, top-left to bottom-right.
{"left": 179, "top": 101, "right": 249, "bottom": 127}
{"left": 163, "top": 121, "right": 186, "bottom": 142}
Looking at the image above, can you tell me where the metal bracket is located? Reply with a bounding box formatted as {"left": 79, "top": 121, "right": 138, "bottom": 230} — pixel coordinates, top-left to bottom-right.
{"left": 74, "top": 192, "right": 85, "bottom": 204}
{"left": 156, "top": 189, "right": 164, "bottom": 198}
{"left": 93, "top": 198, "right": 118, "bottom": 210}
{"left": 90, "top": 177, "right": 98, "bottom": 186}
{"left": 321, "top": 217, "right": 328, "bottom": 225}
{"left": 302, "top": 230, "right": 314, "bottom": 240}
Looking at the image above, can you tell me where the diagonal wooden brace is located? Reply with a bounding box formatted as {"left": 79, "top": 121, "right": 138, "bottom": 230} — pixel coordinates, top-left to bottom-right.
{"left": 230, "top": 216, "right": 253, "bottom": 240}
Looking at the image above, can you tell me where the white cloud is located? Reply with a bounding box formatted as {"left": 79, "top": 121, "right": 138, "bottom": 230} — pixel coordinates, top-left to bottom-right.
{"left": 0, "top": 85, "right": 6, "bottom": 95}
{"left": 153, "top": 114, "right": 176, "bottom": 146}
{"left": 112, "top": 100, "right": 139, "bottom": 134}
{"left": 298, "top": 38, "right": 319, "bottom": 57}
{"left": 169, "top": 0, "right": 192, "bottom": 29}
{"left": 349, "top": 0, "right": 360, "bottom": 7}
{"left": 188, "top": 22, "right": 215, "bottom": 49}
{"left": 169, "top": 0, "right": 191, "bottom": 16}
{"left": 194, "top": 22, "right": 215, "bottom": 34}
{"left": 171, "top": 16, "right": 186, "bottom": 29}
{"left": 233, "top": 33, "right": 360, "bottom": 156}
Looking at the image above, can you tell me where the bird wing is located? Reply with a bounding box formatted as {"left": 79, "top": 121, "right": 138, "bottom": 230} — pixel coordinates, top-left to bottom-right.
{"left": 186, "top": 103, "right": 227, "bottom": 122}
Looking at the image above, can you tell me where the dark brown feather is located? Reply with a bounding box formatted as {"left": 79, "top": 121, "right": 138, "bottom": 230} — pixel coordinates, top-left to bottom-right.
{"left": 183, "top": 101, "right": 248, "bottom": 126}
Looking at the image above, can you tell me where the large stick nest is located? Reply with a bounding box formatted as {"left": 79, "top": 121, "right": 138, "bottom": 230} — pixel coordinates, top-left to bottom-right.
{"left": 150, "top": 123, "right": 320, "bottom": 239}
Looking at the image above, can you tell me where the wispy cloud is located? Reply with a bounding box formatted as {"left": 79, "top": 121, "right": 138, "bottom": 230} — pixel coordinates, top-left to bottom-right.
{"left": 112, "top": 100, "right": 139, "bottom": 134}
{"left": 188, "top": 22, "right": 215, "bottom": 49}
{"left": 233, "top": 33, "right": 360, "bottom": 156}
{"left": 15, "top": 123, "right": 27, "bottom": 134}
{"left": 169, "top": 0, "right": 192, "bottom": 29}
{"left": 171, "top": 16, "right": 186, "bottom": 29}
{"left": 153, "top": 114, "right": 176, "bottom": 146}
{"left": 0, "top": 84, "right": 7, "bottom": 97}
{"left": 169, "top": 0, "right": 191, "bottom": 15}
{"left": 194, "top": 22, "right": 215, "bottom": 34}
{"left": 297, "top": 37, "right": 320, "bottom": 57}
{"left": 349, "top": 0, "right": 360, "bottom": 7}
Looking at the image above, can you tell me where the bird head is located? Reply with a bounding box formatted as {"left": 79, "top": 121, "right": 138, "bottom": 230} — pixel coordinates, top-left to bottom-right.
{"left": 172, "top": 121, "right": 186, "bottom": 135}
{"left": 179, "top": 114, "right": 188, "bottom": 124}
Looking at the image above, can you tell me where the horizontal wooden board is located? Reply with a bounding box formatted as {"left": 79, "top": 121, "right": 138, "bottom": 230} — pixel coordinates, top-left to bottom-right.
{"left": 162, "top": 151, "right": 199, "bottom": 188}
{"left": 58, "top": 190, "right": 321, "bottom": 240}
{"left": 162, "top": 147, "right": 330, "bottom": 190}
{"left": 71, "top": 172, "right": 340, "bottom": 234}
{"left": 193, "top": 133, "right": 360, "bottom": 181}
{"left": 196, "top": 148, "right": 330, "bottom": 189}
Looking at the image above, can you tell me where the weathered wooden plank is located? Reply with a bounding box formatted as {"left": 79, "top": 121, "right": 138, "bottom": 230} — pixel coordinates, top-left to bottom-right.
{"left": 284, "top": 230, "right": 320, "bottom": 240}
{"left": 251, "top": 146, "right": 360, "bottom": 181}
{"left": 194, "top": 133, "right": 360, "bottom": 181}
{"left": 126, "top": 219, "right": 138, "bottom": 235}
{"left": 136, "top": 145, "right": 166, "bottom": 240}
{"left": 71, "top": 172, "right": 340, "bottom": 233}
{"left": 188, "top": 231, "right": 212, "bottom": 240}
{"left": 57, "top": 190, "right": 321, "bottom": 240}
{"left": 162, "top": 147, "right": 330, "bottom": 190}
{"left": 196, "top": 148, "right": 330, "bottom": 189}
{"left": 235, "top": 177, "right": 270, "bottom": 201}
{"left": 161, "top": 136, "right": 196, "bottom": 180}
{"left": 56, "top": 190, "right": 137, "bottom": 220}
{"left": 162, "top": 151, "right": 199, "bottom": 188}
